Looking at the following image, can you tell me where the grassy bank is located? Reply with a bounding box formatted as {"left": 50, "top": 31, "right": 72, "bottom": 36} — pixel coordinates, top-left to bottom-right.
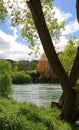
{"left": 0, "top": 98, "right": 78, "bottom": 130}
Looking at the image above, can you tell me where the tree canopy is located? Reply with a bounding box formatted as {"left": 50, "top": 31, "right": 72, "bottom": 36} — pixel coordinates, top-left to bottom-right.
{"left": 59, "top": 37, "right": 78, "bottom": 75}
{"left": 37, "top": 53, "right": 52, "bottom": 79}
{"left": 0, "top": 0, "right": 7, "bottom": 22}
{"left": 0, "top": 0, "right": 64, "bottom": 46}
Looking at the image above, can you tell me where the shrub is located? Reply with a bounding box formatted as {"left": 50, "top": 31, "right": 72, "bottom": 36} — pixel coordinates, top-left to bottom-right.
{"left": 0, "top": 74, "right": 12, "bottom": 98}
{"left": 13, "top": 72, "right": 26, "bottom": 84}
{"left": 0, "top": 60, "right": 12, "bottom": 98}
{"left": 25, "top": 74, "right": 32, "bottom": 83}
{"left": 12, "top": 72, "right": 32, "bottom": 84}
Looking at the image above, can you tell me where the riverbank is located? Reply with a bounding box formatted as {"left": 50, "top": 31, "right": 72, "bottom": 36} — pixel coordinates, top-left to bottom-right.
{"left": 0, "top": 98, "right": 78, "bottom": 130}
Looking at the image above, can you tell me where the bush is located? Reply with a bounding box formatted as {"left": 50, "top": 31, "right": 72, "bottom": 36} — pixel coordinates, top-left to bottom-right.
{"left": 25, "top": 74, "right": 32, "bottom": 83}
{"left": 12, "top": 72, "right": 32, "bottom": 84}
{"left": 0, "top": 74, "right": 12, "bottom": 98}
{"left": 0, "top": 60, "right": 12, "bottom": 98}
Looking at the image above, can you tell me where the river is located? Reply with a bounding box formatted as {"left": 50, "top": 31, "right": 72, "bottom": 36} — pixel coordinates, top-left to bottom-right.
{"left": 12, "top": 83, "right": 62, "bottom": 107}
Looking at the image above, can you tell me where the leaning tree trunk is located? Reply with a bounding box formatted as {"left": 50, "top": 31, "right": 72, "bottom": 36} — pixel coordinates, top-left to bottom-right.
{"left": 27, "top": 0, "right": 76, "bottom": 123}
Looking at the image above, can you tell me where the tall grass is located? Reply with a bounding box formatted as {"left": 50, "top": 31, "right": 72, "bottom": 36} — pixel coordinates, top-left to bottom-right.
{"left": 0, "top": 98, "right": 78, "bottom": 130}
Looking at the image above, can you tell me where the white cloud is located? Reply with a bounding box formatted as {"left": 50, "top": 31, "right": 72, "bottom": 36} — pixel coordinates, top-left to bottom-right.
{"left": 55, "top": 36, "right": 68, "bottom": 52}
{"left": 53, "top": 6, "right": 72, "bottom": 23}
{"left": 0, "top": 29, "right": 43, "bottom": 61}
{"left": 52, "top": 6, "right": 79, "bottom": 48}
{"left": 53, "top": 6, "right": 79, "bottom": 38}
{"left": 62, "top": 20, "right": 79, "bottom": 35}
{"left": 0, "top": 30, "right": 29, "bottom": 60}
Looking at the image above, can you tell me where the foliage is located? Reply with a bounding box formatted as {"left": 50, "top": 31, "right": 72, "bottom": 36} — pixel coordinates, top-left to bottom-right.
{"left": 1, "top": 0, "right": 64, "bottom": 45}
{"left": 59, "top": 37, "right": 78, "bottom": 75}
{"left": 25, "top": 74, "right": 32, "bottom": 83}
{"left": 13, "top": 61, "right": 38, "bottom": 72}
{"left": 37, "top": 53, "right": 57, "bottom": 83}
{"left": 0, "top": 0, "right": 7, "bottom": 23}
{"left": 13, "top": 65, "right": 19, "bottom": 75}
{"left": 26, "top": 69, "right": 37, "bottom": 74}
{"left": 0, "top": 60, "right": 12, "bottom": 98}
{"left": 37, "top": 53, "right": 53, "bottom": 79}
{"left": 37, "top": 37, "right": 79, "bottom": 81}
{"left": 0, "top": 98, "right": 78, "bottom": 130}
{"left": 12, "top": 61, "right": 38, "bottom": 83}
{"left": 12, "top": 71, "right": 32, "bottom": 84}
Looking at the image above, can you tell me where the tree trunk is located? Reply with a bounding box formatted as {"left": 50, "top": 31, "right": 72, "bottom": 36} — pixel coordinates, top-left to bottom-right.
{"left": 69, "top": 46, "right": 79, "bottom": 86}
{"left": 27, "top": 0, "right": 77, "bottom": 123}
{"left": 76, "top": 0, "right": 79, "bottom": 22}
{"left": 59, "top": 46, "right": 79, "bottom": 108}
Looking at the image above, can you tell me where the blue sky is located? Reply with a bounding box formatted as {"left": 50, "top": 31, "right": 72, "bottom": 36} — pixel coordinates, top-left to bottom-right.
{"left": 53, "top": 0, "right": 76, "bottom": 18}
{"left": 0, "top": 17, "right": 27, "bottom": 45}
{"left": 0, "top": 0, "right": 79, "bottom": 61}
{"left": 53, "top": 0, "right": 79, "bottom": 38}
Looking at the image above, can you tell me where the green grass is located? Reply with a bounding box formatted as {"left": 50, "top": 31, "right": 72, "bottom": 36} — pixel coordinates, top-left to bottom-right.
{"left": 0, "top": 98, "right": 78, "bottom": 130}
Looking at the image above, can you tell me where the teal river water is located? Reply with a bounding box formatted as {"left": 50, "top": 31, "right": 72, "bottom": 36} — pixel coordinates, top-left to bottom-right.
{"left": 12, "top": 84, "right": 62, "bottom": 107}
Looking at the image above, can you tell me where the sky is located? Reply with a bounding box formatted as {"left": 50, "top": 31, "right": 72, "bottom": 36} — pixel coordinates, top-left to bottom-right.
{"left": 0, "top": 0, "right": 79, "bottom": 61}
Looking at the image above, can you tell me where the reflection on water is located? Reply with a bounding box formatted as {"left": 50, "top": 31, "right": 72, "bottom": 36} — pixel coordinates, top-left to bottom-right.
{"left": 12, "top": 84, "right": 62, "bottom": 107}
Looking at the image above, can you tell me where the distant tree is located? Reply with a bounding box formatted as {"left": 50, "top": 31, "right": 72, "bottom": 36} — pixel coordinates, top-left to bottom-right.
{"left": 37, "top": 53, "right": 55, "bottom": 81}
{"left": 59, "top": 37, "right": 77, "bottom": 75}
{"left": 0, "top": 60, "right": 12, "bottom": 98}
{"left": 13, "top": 61, "right": 37, "bottom": 72}
{"left": 13, "top": 65, "right": 19, "bottom": 75}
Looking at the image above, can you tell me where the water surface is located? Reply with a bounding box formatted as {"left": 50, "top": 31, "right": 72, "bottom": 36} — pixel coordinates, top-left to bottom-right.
{"left": 13, "top": 83, "right": 62, "bottom": 107}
